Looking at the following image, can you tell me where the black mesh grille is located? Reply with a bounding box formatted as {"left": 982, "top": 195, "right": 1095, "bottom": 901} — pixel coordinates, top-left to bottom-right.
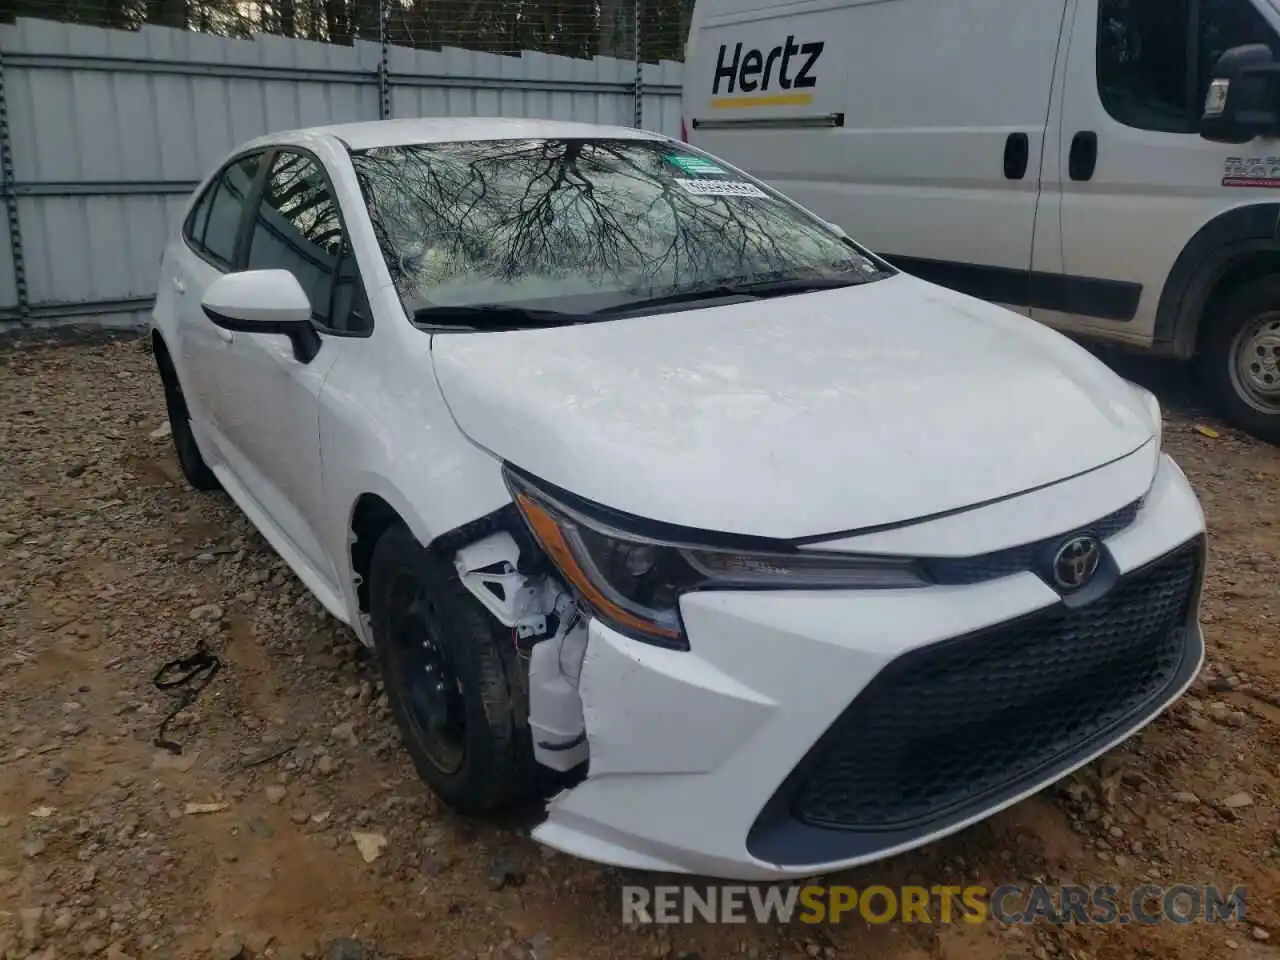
{"left": 925, "top": 499, "right": 1142, "bottom": 585}
{"left": 792, "top": 542, "right": 1200, "bottom": 832}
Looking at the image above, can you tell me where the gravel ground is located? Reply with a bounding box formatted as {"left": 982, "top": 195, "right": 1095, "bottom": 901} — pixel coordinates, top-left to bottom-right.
{"left": 0, "top": 333, "right": 1277, "bottom": 960}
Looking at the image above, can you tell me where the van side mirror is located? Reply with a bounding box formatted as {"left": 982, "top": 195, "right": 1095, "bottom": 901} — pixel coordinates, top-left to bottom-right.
{"left": 1201, "top": 43, "right": 1280, "bottom": 143}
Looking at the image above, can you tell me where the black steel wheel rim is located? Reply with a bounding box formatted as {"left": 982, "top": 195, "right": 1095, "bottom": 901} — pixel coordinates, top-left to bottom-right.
{"left": 388, "top": 569, "right": 467, "bottom": 775}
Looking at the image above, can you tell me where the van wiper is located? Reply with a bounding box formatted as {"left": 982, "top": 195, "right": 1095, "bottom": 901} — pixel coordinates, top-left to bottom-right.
{"left": 412, "top": 303, "right": 587, "bottom": 329}
{"left": 593, "top": 274, "right": 871, "bottom": 317}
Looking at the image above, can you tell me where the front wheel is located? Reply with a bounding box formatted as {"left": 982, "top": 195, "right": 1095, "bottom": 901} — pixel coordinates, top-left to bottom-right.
{"left": 369, "top": 523, "right": 536, "bottom": 813}
{"left": 1200, "top": 276, "right": 1280, "bottom": 445}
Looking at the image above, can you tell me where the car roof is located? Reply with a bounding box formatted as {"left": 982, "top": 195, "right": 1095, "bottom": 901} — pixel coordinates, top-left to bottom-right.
{"left": 240, "top": 117, "right": 668, "bottom": 153}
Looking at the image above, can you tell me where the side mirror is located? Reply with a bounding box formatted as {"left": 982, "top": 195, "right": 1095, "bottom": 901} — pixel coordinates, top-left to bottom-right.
{"left": 1201, "top": 43, "right": 1280, "bottom": 143}
{"left": 201, "top": 269, "right": 321, "bottom": 363}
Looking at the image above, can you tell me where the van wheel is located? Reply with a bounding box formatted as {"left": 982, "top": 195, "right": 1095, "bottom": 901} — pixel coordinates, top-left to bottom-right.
{"left": 369, "top": 522, "right": 535, "bottom": 813}
{"left": 155, "top": 348, "right": 221, "bottom": 491}
{"left": 1201, "top": 276, "right": 1280, "bottom": 445}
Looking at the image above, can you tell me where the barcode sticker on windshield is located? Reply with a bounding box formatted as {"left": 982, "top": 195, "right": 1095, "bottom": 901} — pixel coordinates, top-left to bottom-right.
{"left": 674, "top": 178, "right": 769, "bottom": 198}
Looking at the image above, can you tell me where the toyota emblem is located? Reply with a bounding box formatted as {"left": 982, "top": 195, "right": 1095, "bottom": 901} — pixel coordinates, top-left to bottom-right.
{"left": 1052, "top": 535, "right": 1102, "bottom": 591}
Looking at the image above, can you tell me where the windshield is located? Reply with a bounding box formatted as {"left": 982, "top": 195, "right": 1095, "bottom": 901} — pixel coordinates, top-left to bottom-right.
{"left": 349, "top": 137, "right": 889, "bottom": 325}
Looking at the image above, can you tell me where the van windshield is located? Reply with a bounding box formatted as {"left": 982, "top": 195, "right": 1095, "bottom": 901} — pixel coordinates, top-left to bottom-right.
{"left": 349, "top": 137, "right": 889, "bottom": 327}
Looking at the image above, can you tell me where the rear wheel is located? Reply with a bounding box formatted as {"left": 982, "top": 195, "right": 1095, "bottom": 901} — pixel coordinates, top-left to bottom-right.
{"left": 1201, "top": 276, "right": 1280, "bottom": 445}
{"left": 154, "top": 346, "right": 220, "bottom": 491}
{"left": 369, "top": 523, "right": 535, "bottom": 812}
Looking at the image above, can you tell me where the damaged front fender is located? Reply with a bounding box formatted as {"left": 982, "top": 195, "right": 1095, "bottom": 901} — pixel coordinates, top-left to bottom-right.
{"left": 454, "top": 531, "right": 590, "bottom": 772}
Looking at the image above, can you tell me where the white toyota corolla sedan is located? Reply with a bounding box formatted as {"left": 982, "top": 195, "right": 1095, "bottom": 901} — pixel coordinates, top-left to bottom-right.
{"left": 150, "top": 117, "right": 1207, "bottom": 880}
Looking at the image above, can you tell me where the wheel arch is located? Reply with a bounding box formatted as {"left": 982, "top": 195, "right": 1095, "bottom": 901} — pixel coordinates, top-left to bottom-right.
{"left": 349, "top": 492, "right": 404, "bottom": 632}
{"left": 151, "top": 320, "right": 192, "bottom": 400}
{"left": 1154, "top": 203, "right": 1280, "bottom": 358}
{"left": 343, "top": 475, "right": 519, "bottom": 645}
{"left": 152, "top": 329, "right": 177, "bottom": 379}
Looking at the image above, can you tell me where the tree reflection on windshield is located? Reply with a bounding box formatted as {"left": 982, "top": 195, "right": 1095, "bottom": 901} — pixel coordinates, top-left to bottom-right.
{"left": 350, "top": 137, "right": 884, "bottom": 317}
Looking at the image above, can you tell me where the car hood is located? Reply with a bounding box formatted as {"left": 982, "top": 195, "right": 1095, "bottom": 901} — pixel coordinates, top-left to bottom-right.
{"left": 430, "top": 274, "right": 1155, "bottom": 540}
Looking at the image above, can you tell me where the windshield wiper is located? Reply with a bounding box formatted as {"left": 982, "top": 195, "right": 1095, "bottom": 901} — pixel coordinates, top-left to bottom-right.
{"left": 729, "top": 274, "right": 877, "bottom": 296}
{"left": 592, "top": 273, "right": 873, "bottom": 317}
{"left": 590, "top": 284, "right": 753, "bottom": 315}
{"left": 412, "top": 304, "right": 587, "bottom": 329}
{"left": 412, "top": 273, "right": 879, "bottom": 327}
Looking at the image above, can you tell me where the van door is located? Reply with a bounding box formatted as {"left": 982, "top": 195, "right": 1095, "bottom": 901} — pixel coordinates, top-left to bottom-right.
{"left": 683, "top": 0, "right": 1070, "bottom": 317}
{"left": 1036, "top": 0, "right": 1280, "bottom": 344}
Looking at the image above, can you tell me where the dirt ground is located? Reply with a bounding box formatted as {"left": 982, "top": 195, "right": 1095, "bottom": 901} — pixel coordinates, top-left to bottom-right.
{"left": 0, "top": 333, "right": 1277, "bottom": 960}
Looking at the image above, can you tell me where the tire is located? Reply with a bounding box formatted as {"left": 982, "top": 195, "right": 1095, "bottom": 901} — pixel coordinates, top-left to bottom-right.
{"left": 369, "top": 522, "right": 536, "bottom": 813}
{"left": 1200, "top": 276, "right": 1280, "bottom": 445}
{"left": 154, "top": 347, "right": 221, "bottom": 491}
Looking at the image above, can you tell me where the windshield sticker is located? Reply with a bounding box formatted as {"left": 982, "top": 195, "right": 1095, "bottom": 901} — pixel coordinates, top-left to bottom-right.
{"left": 665, "top": 154, "right": 727, "bottom": 176}
{"left": 674, "top": 178, "right": 768, "bottom": 198}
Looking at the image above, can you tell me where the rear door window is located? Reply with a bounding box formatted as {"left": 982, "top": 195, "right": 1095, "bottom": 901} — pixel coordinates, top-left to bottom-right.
{"left": 184, "top": 153, "right": 265, "bottom": 268}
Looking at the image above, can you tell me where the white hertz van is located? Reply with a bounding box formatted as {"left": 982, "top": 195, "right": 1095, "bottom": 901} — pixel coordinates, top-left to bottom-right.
{"left": 680, "top": 0, "right": 1280, "bottom": 443}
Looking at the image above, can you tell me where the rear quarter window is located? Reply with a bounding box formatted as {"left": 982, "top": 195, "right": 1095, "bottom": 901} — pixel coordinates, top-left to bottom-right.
{"left": 183, "top": 188, "right": 214, "bottom": 249}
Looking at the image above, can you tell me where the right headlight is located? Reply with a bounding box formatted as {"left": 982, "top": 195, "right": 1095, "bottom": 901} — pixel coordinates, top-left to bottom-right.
{"left": 504, "top": 467, "right": 930, "bottom": 648}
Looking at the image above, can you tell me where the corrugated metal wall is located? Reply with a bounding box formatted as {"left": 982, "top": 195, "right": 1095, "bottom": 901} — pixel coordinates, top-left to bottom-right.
{"left": 0, "top": 209, "right": 14, "bottom": 311}
{"left": 0, "top": 17, "right": 685, "bottom": 328}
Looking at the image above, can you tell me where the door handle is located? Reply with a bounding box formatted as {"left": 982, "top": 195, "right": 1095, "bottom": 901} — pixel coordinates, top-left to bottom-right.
{"left": 1069, "top": 131, "right": 1098, "bottom": 182}
{"left": 1003, "top": 132, "right": 1030, "bottom": 180}
{"left": 172, "top": 276, "right": 186, "bottom": 295}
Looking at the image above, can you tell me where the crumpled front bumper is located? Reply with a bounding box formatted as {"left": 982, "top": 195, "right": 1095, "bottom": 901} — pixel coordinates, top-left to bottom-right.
{"left": 531, "top": 453, "right": 1207, "bottom": 880}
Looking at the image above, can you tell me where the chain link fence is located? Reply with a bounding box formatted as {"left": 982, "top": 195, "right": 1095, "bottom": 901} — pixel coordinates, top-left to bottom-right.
{"left": 0, "top": 0, "right": 693, "bottom": 62}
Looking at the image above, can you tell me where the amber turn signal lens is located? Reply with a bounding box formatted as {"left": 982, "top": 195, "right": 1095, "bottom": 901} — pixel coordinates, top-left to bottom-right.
{"left": 514, "top": 492, "right": 682, "bottom": 642}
